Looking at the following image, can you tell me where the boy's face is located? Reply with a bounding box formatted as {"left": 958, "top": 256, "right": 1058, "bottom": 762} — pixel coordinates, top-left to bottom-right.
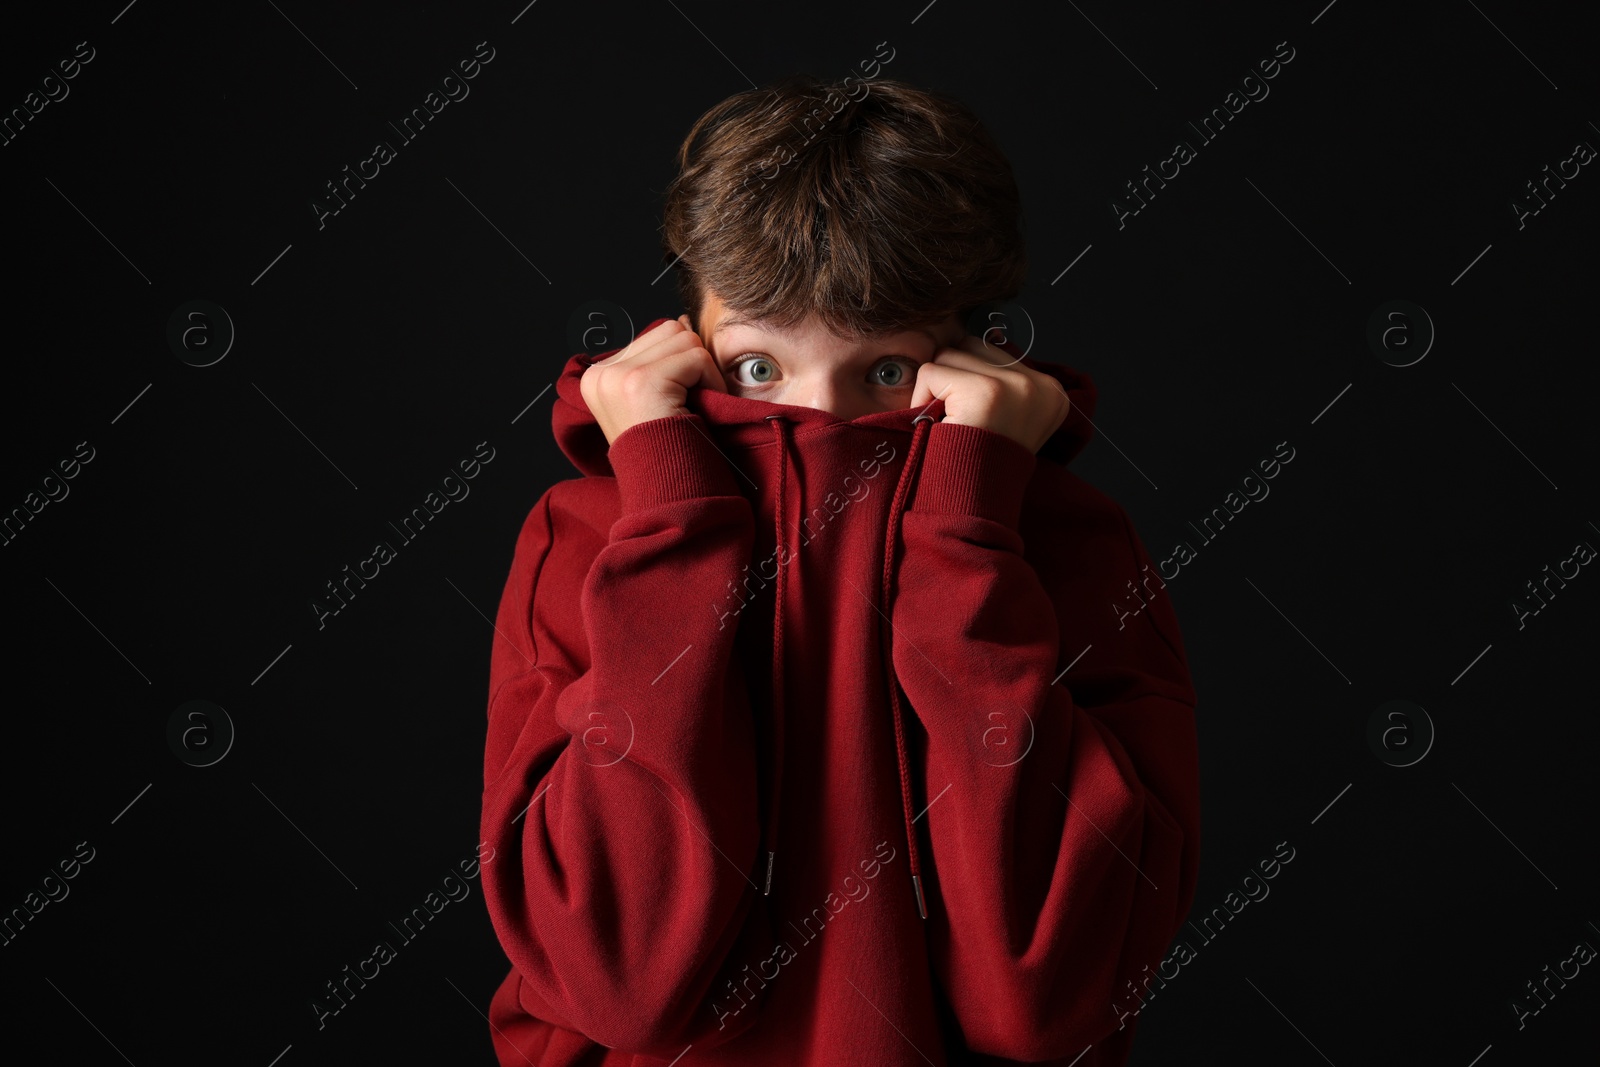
{"left": 696, "top": 288, "right": 967, "bottom": 420}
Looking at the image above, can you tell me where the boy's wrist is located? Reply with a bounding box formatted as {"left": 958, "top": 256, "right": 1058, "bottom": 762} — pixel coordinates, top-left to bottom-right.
{"left": 906, "top": 421, "right": 1037, "bottom": 530}
{"left": 610, "top": 412, "right": 741, "bottom": 513}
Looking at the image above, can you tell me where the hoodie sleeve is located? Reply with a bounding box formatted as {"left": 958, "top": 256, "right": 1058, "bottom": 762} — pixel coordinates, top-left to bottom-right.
{"left": 479, "top": 412, "right": 767, "bottom": 1055}
{"left": 889, "top": 421, "right": 1201, "bottom": 1062}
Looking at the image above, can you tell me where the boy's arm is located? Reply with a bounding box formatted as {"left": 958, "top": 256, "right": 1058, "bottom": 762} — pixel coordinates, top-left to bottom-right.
{"left": 890, "top": 422, "right": 1201, "bottom": 1061}
{"left": 480, "top": 413, "right": 766, "bottom": 1054}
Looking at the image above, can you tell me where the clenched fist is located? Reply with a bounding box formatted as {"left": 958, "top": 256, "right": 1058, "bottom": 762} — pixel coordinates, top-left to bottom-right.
{"left": 580, "top": 315, "right": 729, "bottom": 446}
{"left": 909, "top": 336, "right": 1071, "bottom": 455}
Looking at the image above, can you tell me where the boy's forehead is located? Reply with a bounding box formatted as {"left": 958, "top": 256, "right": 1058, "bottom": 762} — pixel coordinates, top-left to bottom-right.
{"left": 709, "top": 306, "right": 959, "bottom": 344}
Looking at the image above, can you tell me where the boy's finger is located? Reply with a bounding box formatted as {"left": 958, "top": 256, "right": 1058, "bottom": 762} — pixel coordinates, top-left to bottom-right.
{"left": 690, "top": 346, "right": 729, "bottom": 394}
{"left": 960, "top": 333, "right": 1027, "bottom": 369}
{"left": 939, "top": 344, "right": 1015, "bottom": 378}
{"left": 611, "top": 317, "right": 691, "bottom": 366}
{"left": 910, "top": 360, "right": 954, "bottom": 411}
{"left": 653, "top": 341, "right": 728, "bottom": 397}
{"left": 679, "top": 316, "right": 725, "bottom": 392}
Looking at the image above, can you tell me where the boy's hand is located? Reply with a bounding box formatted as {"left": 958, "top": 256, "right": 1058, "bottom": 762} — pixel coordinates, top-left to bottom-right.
{"left": 909, "top": 336, "right": 1071, "bottom": 454}
{"left": 580, "top": 315, "right": 729, "bottom": 446}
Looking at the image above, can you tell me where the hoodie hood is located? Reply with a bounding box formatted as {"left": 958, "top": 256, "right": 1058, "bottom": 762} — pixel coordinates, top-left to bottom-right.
{"left": 547, "top": 315, "right": 1100, "bottom": 921}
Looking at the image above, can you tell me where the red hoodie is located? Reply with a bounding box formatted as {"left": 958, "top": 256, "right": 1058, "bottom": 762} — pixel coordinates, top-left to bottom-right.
{"left": 480, "top": 319, "right": 1201, "bottom": 1066}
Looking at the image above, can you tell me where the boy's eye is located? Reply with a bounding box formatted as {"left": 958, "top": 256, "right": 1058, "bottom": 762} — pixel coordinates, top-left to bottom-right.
{"left": 729, "top": 355, "right": 779, "bottom": 386}
{"left": 870, "top": 358, "right": 917, "bottom": 387}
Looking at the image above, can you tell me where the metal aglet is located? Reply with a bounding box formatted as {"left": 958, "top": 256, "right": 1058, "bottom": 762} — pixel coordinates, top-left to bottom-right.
{"left": 911, "top": 873, "right": 927, "bottom": 919}
{"left": 764, "top": 850, "right": 775, "bottom": 895}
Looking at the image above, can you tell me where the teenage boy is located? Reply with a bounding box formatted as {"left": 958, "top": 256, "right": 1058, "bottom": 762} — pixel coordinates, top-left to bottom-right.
{"left": 479, "top": 75, "right": 1200, "bottom": 1067}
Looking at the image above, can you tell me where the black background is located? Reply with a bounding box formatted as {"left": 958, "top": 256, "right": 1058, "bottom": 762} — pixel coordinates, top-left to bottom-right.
{"left": 2, "top": 1, "right": 1596, "bottom": 1063}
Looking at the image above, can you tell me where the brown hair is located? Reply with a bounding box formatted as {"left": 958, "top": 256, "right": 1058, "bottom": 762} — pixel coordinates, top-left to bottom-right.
{"left": 660, "top": 74, "right": 1027, "bottom": 340}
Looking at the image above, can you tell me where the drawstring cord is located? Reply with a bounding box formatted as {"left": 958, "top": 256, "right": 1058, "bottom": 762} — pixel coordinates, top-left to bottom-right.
{"left": 882, "top": 413, "right": 936, "bottom": 918}
{"left": 760, "top": 414, "right": 792, "bottom": 896}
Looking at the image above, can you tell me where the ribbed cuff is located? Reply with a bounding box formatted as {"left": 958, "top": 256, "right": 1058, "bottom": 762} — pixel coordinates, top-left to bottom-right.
{"left": 907, "top": 422, "right": 1037, "bottom": 530}
{"left": 609, "top": 413, "right": 741, "bottom": 514}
